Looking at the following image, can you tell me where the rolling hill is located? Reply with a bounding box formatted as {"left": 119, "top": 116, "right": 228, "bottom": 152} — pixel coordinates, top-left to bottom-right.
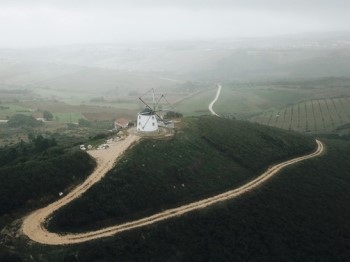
{"left": 47, "top": 116, "right": 315, "bottom": 233}
{"left": 2, "top": 116, "right": 350, "bottom": 261}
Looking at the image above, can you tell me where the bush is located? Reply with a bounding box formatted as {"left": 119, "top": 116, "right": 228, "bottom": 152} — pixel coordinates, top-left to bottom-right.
{"left": 43, "top": 110, "right": 53, "bottom": 121}
{"left": 7, "top": 114, "right": 43, "bottom": 128}
{"left": 164, "top": 111, "right": 183, "bottom": 119}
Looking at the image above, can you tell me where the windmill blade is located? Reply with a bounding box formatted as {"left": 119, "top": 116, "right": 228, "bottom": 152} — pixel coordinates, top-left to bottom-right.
{"left": 139, "top": 97, "right": 153, "bottom": 111}
{"left": 155, "top": 94, "right": 173, "bottom": 111}
{"left": 139, "top": 88, "right": 156, "bottom": 112}
{"left": 153, "top": 111, "right": 162, "bottom": 120}
{"left": 161, "top": 95, "right": 173, "bottom": 109}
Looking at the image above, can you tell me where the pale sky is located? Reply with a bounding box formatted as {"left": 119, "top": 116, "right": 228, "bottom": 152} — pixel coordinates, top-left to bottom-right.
{"left": 0, "top": 0, "right": 349, "bottom": 47}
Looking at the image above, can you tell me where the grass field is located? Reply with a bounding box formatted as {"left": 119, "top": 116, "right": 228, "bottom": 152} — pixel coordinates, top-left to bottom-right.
{"left": 180, "top": 80, "right": 341, "bottom": 120}
{"left": 0, "top": 103, "right": 33, "bottom": 120}
{"left": 174, "top": 89, "right": 217, "bottom": 116}
{"left": 0, "top": 101, "right": 138, "bottom": 122}
{"left": 250, "top": 97, "right": 350, "bottom": 133}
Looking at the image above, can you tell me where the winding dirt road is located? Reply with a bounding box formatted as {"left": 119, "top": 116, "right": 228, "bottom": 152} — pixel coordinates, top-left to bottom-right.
{"left": 209, "top": 84, "right": 222, "bottom": 116}
{"left": 21, "top": 134, "right": 324, "bottom": 245}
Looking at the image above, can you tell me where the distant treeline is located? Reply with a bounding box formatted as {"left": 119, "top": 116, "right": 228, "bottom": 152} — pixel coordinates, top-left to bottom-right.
{"left": 7, "top": 114, "right": 42, "bottom": 128}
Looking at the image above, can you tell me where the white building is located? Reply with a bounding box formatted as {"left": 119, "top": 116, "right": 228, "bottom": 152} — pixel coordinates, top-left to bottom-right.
{"left": 137, "top": 108, "right": 158, "bottom": 132}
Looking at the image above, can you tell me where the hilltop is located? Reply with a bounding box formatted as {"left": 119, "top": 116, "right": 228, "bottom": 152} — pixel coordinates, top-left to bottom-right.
{"left": 47, "top": 116, "right": 315, "bottom": 233}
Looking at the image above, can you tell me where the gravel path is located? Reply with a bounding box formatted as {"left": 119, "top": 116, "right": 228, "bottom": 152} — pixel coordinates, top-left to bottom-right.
{"left": 209, "top": 84, "right": 222, "bottom": 116}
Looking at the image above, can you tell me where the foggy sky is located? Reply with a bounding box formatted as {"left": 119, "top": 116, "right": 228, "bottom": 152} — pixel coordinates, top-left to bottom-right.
{"left": 0, "top": 0, "right": 349, "bottom": 47}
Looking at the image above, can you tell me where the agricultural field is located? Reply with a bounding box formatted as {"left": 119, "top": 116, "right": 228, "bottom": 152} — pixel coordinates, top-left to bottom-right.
{"left": 186, "top": 78, "right": 350, "bottom": 121}
{"left": 250, "top": 97, "right": 350, "bottom": 133}
{"left": 0, "top": 100, "right": 138, "bottom": 122}
{"left": 0, "top": 103, "right": 33, "bottom": 119}
{"left": 173, "top": 88, "right": 217, "bottom": 116}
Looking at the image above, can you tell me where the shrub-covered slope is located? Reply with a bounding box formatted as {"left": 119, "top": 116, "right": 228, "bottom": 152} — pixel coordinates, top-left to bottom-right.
{"left": 52, "top": 138, "right": 349, "bottom": 262}
{"left": 48, "top": 116, "right": 315, "bottom": 233}
{"left": 0, "top": 140, "right": 96, "bottom": 229}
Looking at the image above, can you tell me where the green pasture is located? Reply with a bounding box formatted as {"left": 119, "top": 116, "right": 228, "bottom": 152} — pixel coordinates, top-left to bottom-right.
{"left": 174, "top": 89, "right": 217, "bottom": 116}
{"left": 178, "top": 82, "right": 318, "bottom": 120}
{"left": 0, "top": 103, "right": 32, "bottom": 119}
{"left": 214, "top": 87, "right": 268, "bottom": 117}
{"left": 33, "top": 88, "right": 99, "bottom": 105}
{"left": 53, "top": 112, "right": 85, "bottom": 123}
{"left": 88, "top": 101, "right": 140, "bottom": 110}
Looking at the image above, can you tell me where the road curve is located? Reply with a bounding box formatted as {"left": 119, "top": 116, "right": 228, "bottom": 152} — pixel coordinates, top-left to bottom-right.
{"left": 209, "top": 84, "right": 222, "bottom": 116}
{"left": 21, "top": 136, "right": 323, "bottom": 245}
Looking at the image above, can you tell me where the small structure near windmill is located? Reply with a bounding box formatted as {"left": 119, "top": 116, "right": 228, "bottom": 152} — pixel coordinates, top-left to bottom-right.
{"left": 137, "top": 89, "right": 172, "bottom": 133}
{"left": 114, "top": 118, "right": 129, "bottom": 130}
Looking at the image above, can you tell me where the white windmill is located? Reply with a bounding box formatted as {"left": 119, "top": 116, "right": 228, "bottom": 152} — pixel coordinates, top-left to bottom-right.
{"left": 137, "top": 89, "right": 171, "bottom": 132}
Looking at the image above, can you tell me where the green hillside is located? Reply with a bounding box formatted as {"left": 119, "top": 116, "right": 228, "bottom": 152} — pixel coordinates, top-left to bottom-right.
{"left": 54, "top": 138, "right": 349, "bottom": 262}
{"left": 47, "top": 116, "right": 315, "bottom": 233}
{"left": 0, "top": 138, "right": 96, "bottom": 229}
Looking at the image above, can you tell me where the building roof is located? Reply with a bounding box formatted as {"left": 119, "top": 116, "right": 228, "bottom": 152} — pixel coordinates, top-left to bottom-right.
{"left": 115, "top": 118, "right": 129, "bottom": 125}
{"left": 139, "top": 108, "right": 154, "bottom": 115}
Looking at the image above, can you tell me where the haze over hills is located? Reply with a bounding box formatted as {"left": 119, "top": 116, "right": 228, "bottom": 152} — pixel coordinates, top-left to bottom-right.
{"left": 1, "top": 33, "right": 350, "bottom": 94}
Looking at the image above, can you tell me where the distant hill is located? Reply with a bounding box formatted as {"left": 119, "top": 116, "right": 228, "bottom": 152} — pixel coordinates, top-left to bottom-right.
{"left": 48, "top": 116, "right": 315, "bottom": 233}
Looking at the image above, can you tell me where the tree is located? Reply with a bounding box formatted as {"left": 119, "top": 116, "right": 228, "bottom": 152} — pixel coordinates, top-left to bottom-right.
{"left": 7, "top": 114, "right": 43, "bottom": 128}
{"left": 43, "top": 110, "right": 53, "bottom": 121}
{"left": 78, "top": 118, "right": 91, "bottom": 127}
{"left": 164, "top": 111, "right": 183, "bottom": 119}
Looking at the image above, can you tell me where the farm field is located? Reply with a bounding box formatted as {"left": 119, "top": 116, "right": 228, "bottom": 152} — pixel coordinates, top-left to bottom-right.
{"left": 0, "top": 101, "right": 138, "bottom": 122}
{"left": 185, "top": 78, "right": 350, "bottom": 120}
{"left": 250, "top": 97, "right": 350, "bottom": 133}
{"left": 174, "top": 88, "right": 217, "bottom": 116}
{"left": 0, "top": 103, "right": 33, "bottom": 119}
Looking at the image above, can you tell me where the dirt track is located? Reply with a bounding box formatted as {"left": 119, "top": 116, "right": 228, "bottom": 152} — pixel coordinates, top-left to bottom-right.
{"left": 21, "top": 134, "right": 140, "bottom": 245}
{"left": 21, "top": 133, "right": 324, "bottom": 245}
{"left": 209, "top": 84, "right": 222, "bottom": 116}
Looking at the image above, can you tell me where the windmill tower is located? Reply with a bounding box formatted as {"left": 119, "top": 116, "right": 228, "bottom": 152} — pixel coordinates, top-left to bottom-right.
{"left": 137, "top": 89, "right": 170, "bottom": 132}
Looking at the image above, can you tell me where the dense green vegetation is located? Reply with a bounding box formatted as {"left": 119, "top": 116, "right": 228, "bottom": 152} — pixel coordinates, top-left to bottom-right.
{"left": 164, "top": 111, "right": 183, "bottom": 119}
{"left": 61, "top": 139, "right": 350, "bottom": 262}
{"left": 0, "top": 137, "right": 96, "bottom": 229}
{"left": 48, "top": 116, "right": 315, "bottom": 233}
{"left": 7, "top": 114, "right": 43, "bottom": 128}
{"left": 43, "top": 110, "right": 53, "bottom": 121}
{"left": 3, "top": 137, "right": 350, "bottom": 261}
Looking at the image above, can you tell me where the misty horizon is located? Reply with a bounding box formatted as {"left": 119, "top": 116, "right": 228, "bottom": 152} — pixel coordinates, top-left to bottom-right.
{"left": 1, "top": 0, "right": 350, "bottom": 48}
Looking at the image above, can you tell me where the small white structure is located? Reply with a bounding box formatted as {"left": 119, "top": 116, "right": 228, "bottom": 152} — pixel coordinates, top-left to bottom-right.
{"left": 137, "top": 108, "right": 158, "bottom": 132}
